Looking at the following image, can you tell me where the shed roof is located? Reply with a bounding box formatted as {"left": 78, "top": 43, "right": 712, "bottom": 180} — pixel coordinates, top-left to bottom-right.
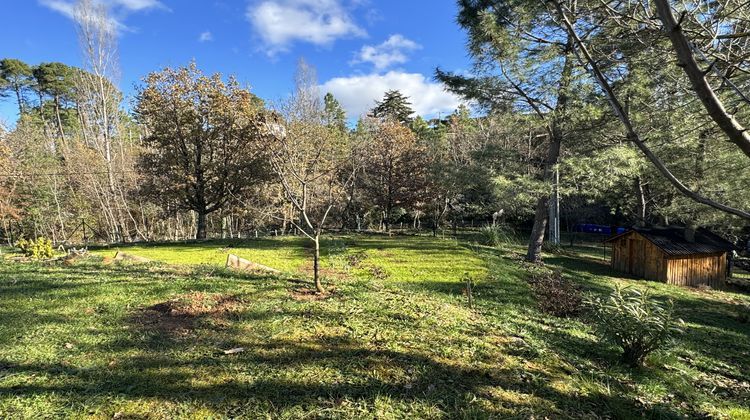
{"left": 605, "top": 226, "right": 735, "bottom": 256}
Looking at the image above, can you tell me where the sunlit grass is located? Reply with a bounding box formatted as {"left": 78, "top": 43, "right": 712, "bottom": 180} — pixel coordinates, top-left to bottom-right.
{"left": 1, "top": 234, "right": 748, "bottom": 419}
{"left": 90, "top": 235, "right": 488, "bottom": 285}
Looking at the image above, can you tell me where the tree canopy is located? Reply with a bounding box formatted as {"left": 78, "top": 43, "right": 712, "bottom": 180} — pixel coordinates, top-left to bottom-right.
{"left": 135, "top": 63, "right": 272, "bottom": 239}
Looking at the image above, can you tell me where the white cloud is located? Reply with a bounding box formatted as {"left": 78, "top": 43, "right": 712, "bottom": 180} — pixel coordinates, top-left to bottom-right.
{"left": 39, "top": 0, "right": 76, "bottom": 18}
{"left": 319, "top": 71, "right": 464, "bottom": 119}
{"left": 199, "top": 31, "right": 214, "bottom": 42}
{"left": 247, "top": 0, "right": 365, "bottom": 54}
{"left": 112, "top": 0, "right": 165, "bottom": 11}
{"left": 39, "top": 0, "right": 165, "bottom": 34}
{"left": 353, "top": 34, "right": 421, "bottom": 70}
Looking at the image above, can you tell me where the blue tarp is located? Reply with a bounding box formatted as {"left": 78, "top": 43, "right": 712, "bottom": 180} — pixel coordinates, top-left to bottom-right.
{"left": 574, "top": 224, "right": 626, "bottom": 235}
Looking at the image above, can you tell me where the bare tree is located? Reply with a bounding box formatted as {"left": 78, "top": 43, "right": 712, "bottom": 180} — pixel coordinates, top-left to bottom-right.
{"left": 72, "top": 0, "right": 143, "bottom": 241}
{"left": 269, "top": 60, "right": 355, "bottom": 293}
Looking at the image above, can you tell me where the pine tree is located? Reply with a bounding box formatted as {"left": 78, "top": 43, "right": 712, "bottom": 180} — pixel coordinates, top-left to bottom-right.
{"left": 370, "top": 90, "right": 414, "bottom": 124}
{"left": 0, "top": 59, "right": 33, "bottom": 115}
{"left": 33, "top": 62, "right": 75, "bottom": 141}
{"left": 323, "top": 92, "right": 347, "bottom": 132}
{"left": 437, "top": 0, "right": 579, "bottom": 263}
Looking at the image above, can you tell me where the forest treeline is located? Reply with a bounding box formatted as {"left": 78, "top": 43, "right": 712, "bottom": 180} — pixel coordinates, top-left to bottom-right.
{"left": 1, "top": 0, "right": 749, "bottom": 266}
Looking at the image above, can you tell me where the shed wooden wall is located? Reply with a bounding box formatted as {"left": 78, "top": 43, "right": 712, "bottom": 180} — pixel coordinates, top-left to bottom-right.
{"left": 610, "top": 232, "right": 666, "bottom": 282}
{"left": 666, "top": 253, "right": 726, "bottom": 289}
{"left": 609, "top": 231, "right": 727, "bottom": 288}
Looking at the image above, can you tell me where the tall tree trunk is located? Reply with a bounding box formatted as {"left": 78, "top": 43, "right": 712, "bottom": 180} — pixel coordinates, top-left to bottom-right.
{"left": 635, "top": 176, "right": 647, "bottom": 226}
{"left": 696, "top": 130, "right": 708, "bottom": 182}
{"left": 53, "top": 94, "right": 66, "bottom": 143}
{"left": 526, "top": 42, "right": 573, "bottom": 263}
{"left": 36, "top": 91, "right": 51, "bottom": 141}
{"left": 14, "top": 86, "right": 25, "bottom": 115}
{"left": 51, "top": 175, "right": 67, "bottom": 241}
{"left": 527, "top": 195, "right": 551, "bottom": 262}
{"left": 196, "top": 210, "right": 207, "bottom": 240}
{"left": 313, "top": 236, "right": 324, "bottom": 293}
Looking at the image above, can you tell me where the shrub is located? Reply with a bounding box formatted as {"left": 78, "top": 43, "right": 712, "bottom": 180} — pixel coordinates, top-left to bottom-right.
{"left": 528, "top": 268, "right": 583, "bottom": 317}
{"left": 16, "top": 237, "right": 54, "bottom": 260}
{"left": 478, "top": 225, "right": 513, "bottom": 246}
{"left": 585, "top": 286, "right": 684, "bottom": 367}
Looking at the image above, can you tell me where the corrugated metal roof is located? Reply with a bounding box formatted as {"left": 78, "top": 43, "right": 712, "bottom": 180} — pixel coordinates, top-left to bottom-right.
{"left": 605, "top": 226, "right": 735, "bottom": 256}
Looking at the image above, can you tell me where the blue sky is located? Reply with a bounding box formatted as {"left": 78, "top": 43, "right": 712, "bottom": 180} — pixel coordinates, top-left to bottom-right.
{"left": 0, "top": 0, "right": 472, "bottom": 124}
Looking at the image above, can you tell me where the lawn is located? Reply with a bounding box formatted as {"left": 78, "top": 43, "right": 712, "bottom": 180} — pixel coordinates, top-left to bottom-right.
{"left": 1, "top": 234, "right": 749, "bottom": 419}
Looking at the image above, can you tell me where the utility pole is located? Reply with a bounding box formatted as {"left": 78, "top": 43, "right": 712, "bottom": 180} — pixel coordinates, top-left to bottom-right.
{"left": 548, "top": 165, "right": 560, "bottom": 245}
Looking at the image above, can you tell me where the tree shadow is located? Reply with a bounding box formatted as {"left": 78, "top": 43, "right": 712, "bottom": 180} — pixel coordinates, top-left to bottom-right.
{"left": 545, "top": 254, "right": 750, "bottom": 394}
{"left": 0, "top": 332, "right": 684, "bottom": 418}
{"left": 1, "top": 243, "right": 744, "bottom": 418}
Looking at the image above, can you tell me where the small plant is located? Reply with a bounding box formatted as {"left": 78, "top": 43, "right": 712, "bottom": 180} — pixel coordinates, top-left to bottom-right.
{"left": 528, "top": 268, "right": 583, "bottom": 317}
{"left": 585, "top": 286, "right": 684, "bottom": 367}
{"left": 16, "top": 237, "right": 55, "bottom": 260}
{"left": 478, "top": 225, "right": 513, "bottom": 247}
{"left": 462, "top": 273, "right": 475, "bottom": 309}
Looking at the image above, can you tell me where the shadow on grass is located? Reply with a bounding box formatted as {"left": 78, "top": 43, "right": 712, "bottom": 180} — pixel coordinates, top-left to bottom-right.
{"left": 546, "top": 254, "right": 750, "bottom": 388}
{"left": 0, "top": 333, "right": 681, "bottom": 418}
{"left": 0, "top": 257, "right": 679, "bottom": 417}
{"left": 2, "top": 242, "right": 746, "bottom": 418}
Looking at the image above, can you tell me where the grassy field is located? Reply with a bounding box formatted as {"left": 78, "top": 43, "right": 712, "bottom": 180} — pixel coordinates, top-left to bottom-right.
{"left": 1, "top": 235, "right": 749, "bottom": 419}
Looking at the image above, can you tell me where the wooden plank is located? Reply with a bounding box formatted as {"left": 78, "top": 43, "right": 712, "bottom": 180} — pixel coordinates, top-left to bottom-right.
{"left": 225, "top": 254, "right": 281, "bottom": 274}
{"left": 665, "top": 253, "right": 727, "bottom": 288}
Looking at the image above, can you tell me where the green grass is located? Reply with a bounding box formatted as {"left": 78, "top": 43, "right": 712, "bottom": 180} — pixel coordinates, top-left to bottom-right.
{"left": 1, "top": 234, "right": 749, "bottom": 419}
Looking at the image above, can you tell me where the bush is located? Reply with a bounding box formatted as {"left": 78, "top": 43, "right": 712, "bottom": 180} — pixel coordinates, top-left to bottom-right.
{"left": 585, "top": 286, "right": 684, "bottom": 367}
{"left": 478, "top": 225, "right": 513, "bottom": 246}
{"left": 16, "top": 237, "right": 54, "bottom": 260}
{"left": 528, "top": 268, "right": 583, "bottom": 317}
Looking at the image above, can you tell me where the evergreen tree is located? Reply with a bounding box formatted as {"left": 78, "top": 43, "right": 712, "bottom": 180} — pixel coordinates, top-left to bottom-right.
{"left": 323, "top": 92, "right": 347, "bottom": 132}
{"left": 438, "top": 0, "right": 582, "bottom": 262}
{"left": 370, "top": 90, "right": 414, "bottom": 124}
{"left": 33, "top": 62, "right": 75, "bottom": 140}
{"left": 0, "top": 59, "right": 33, "bottom": 115}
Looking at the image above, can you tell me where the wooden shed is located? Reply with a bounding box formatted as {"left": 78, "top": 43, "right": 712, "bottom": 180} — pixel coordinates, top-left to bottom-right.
{"left": 604, "top": 227, "right": 735, "bottom": 288}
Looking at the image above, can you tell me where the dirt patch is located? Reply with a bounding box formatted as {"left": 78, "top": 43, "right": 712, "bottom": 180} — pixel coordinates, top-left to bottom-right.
{"left": 132, "top": 292, "right": 243, "bottom": 336}
{"left": 290, "top": 288, "right": 334, "bottom": 301}
{"left": 300, "top": 265, "right": 350, "bottom": 280}
{"left": 346, "top": 251, "right": 368, "bottom": 267}
{"left": 368, "top": 266, "right": 388, "bottom": 280}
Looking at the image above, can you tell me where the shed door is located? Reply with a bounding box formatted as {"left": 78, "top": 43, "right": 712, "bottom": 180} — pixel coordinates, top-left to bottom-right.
{"left": 628, "top": 238, "right": 646, "bottom": 278}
